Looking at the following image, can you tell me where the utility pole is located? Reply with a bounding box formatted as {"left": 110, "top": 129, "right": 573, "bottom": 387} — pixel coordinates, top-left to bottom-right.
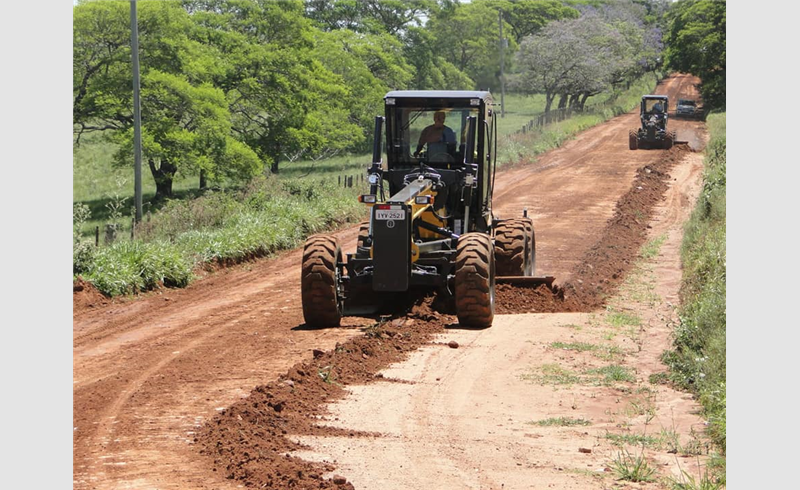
{"left": 498, "top": 9, "right": 506, "bottom": 118}
{"left": 130, "top": 0, "right": 143, "bottom": 223}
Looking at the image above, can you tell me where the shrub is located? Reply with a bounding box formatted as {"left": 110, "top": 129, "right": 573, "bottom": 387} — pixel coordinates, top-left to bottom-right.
{"left": 73, "top": 203, "right": 95, "bottom": 275}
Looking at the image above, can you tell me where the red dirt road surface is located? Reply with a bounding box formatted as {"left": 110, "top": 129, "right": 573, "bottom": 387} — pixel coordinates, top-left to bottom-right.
{"left": 74, "top": 73, "right": 711, "bottom": 489}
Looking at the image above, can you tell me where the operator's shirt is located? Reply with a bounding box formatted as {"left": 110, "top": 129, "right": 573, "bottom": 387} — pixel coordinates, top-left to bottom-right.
{"left": 417, "top": 125, "right": 456, "bottom": 151}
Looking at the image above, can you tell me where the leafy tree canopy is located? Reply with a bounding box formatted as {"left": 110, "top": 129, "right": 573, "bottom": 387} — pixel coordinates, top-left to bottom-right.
{"left": 664, "top": 0, "right": 725, "bottom": 109}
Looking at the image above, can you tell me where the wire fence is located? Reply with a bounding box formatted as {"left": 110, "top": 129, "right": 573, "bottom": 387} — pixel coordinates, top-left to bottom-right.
{"left": 515, "top": 106, "right": 597, "bottom": 134}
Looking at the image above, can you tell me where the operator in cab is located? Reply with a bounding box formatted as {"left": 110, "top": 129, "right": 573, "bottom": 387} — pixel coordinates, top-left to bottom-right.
{"left": 413, "top": 111, "right": 456, "bottom": 158}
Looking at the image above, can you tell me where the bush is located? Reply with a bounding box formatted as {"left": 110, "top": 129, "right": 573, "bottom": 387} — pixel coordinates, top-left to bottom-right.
{"left": 76, "top": 173, "right": 366, "bottom": 296}
{"left": 84, "top": 240, "right": 194, "bottom": 296}
{"left": 73, "top": 203, "right": 95, "bottom": 275}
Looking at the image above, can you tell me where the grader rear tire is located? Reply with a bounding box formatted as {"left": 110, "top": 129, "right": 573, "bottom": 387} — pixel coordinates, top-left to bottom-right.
{"left": 664, "top": 131, "right": 674, "bottom": 149}
{"left": 495, "top": 218, "right": 534, "bottom": 276}
{"left": 301, "top": 235, "right": 343, "bottom": 328}
{"left": 356, "top": 221, "right": 370, "bottom": 251}
{"left": 455, "top": 233, "right": 495, "bottom": 328}
{"left": 523, "top": 219, "right": 536, "bottom": 276}
{"left": 494, "top": 219, "right": 526, "bottom": 276}
{"left": 629, "top": 130, "right": 638, "bottom": 150}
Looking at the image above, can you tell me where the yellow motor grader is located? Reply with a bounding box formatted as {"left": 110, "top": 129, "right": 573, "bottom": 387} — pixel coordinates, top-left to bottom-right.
{"left": 301, "top": 91, "right": 553, "bottom": 328}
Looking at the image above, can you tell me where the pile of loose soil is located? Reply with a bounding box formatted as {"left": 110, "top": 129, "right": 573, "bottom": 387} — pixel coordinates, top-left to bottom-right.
{"left": 72, "top": 276, "right": 110, "bottom": 310}
{"left": 497, "top": 144, "right": 691, "bottom": 313}
{"left": 194, "top": 145, "right": 692, "bottom": 488}
{"left": 195, "top": 299, "right": 451, "bottom": 489}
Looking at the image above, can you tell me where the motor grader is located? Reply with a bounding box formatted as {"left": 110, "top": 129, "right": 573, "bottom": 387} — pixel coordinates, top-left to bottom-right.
{"left": 629, "top": 95, "right": 676, "bottom": 150}
{"left": 301, "top": 91, "right": 552, "bottom": 329}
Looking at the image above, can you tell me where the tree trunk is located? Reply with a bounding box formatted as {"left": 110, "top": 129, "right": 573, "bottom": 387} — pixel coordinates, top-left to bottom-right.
{"left": 544, "top": 92, "right": 555, "bottom": 113}
{"left": 579, "top": 93, "right": 590, "bottom": 110}
{"left": 568, "top": 94, "right": 580, "bottom": 110}
{"left": 557, "top": 93, "right": 568, "bottom": 110}
{"left": 270, "top": 141, "right": 281, "bottom": 174}
{"left": 199, "top": 170, "right": 207, "bottom": 190}
{"left": 148, "top": 158, "right": 177, "bottom": 201}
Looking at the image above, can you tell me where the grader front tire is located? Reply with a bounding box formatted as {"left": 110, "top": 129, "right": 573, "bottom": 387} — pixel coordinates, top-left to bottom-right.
{"left": 301, "top": 235, "right": 343, "bottom": 328}
{"left": 454, "top": 233, "right": 495, "bottom": 328}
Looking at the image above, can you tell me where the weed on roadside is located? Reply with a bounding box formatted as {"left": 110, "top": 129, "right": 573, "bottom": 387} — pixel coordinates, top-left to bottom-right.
{"left": 317, "top": 365, "right": 338, "bottom": 385}
{"left": 606, "top": 308, "right": 642, "bottom": 328}
{"left": 586, "top": 364, "right": 636, "bottom": 385}
{"left": 605, "top": 432, "right": 659, "bottom": 448}
{"left": 610, "top": 448, "right": 657, "bottom": 482}
{"left": 668, "top": 456, "right": 725, "bottom": 490}
{"left": 529, "top": 417, "right": 591, "bottom": 427}
{"left": 520, "top": 364, "right": 581, "bottom": 386}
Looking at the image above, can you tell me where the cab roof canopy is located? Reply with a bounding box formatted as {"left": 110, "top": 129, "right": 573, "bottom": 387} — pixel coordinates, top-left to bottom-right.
{"left": 384, "top": 90, "right": 493, "bottom": 108}
{"left": 642, "top": 95, "right": 669, "bottom": 100}
{"left": 385, "top": 90, "right": 492, "bottom": 101}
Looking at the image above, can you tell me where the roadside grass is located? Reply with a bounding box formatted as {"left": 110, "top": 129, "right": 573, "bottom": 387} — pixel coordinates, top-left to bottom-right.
{"left": 586, "top": 365, "right": 636, "bottom": 385}
{"left": 74, "top": 175, "right": 366, "bottom": 296}
{"left": 548, "top": 340, "right": 626, "bottom": 361}
{"left": 549, "top": 341, "right": 597, "bottom": 352}
{"left": 605, "top": 432, "right": 660, "bottom": 449}
{"left": 605, "top": 309, "right": 642, "bottom": 328}
{"left": 661, "top": 112, "right": 726, "bottom": 469}
{"left": 528, "top": 417, "right": 591, "bottom": 427}
{"left": 521, "top": 362, "right": 636, "bottom": 388}
{"left": 667, "top": 466, "right": 725, "bottom": 490}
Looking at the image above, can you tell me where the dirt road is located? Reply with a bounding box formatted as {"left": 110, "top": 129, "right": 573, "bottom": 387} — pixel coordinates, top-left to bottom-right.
{"left": 74, "top": 73, "right": 710, "bottom": 489}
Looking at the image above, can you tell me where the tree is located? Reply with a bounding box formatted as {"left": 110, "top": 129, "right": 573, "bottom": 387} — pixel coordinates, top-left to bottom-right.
{"left": 303, "top": 0, "right": 433, "bottom": 36}
{"left": 403, "top": 26, "right": 474, "bottom": 90}
{"left": 74, "top": 0, "right": 259, "bottom": 199}
{"left": 308, "top": 29, "right": 414, "bottom": 157}
{"left": 514, "top": 10, "right": 656, "bottom": 113}
{"left": 664, "top": 0, "right": 726, "bottom": 109}
{"left": 427, "top": 1, "right": 514, "bottom": 91}
{"left": 493, "top": 0, "right": 580, "bottom": 43}
{"left": 185, "top": 0, "right": 359, "bottom": 173}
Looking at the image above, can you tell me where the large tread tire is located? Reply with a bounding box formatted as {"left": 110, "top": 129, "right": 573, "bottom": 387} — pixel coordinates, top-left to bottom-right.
{"left": 664, "top": 131, "right": 674, "bottom": 150}
{"left": 629, "top": 130, "right": 638, "bottom": 150}
{"left": 351, "top": 221, "right": 370, "bottom": 275}
{"left": 495, "top": 218, "right": 533, "bottom": 276}
{"left": 523, "top": 219, "right": 536, "bottom": 277}
{"left": 301, "top": 234, "right": 343, "bottom": 328}
{"left": 455, "top": 233, "right": 495, "bottom": 328}
{"left": 356, "top": 221, "right": 370, "bottom": 251}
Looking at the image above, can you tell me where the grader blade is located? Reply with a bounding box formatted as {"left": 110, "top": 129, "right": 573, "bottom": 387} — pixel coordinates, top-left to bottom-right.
{"left": 496, "top": 275, "right": 556, "bottom": 287}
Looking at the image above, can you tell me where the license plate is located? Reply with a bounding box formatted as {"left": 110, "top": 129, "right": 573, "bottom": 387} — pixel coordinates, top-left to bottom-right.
{"left": 375, "top": 209, "right": 405, "bottom": 220}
